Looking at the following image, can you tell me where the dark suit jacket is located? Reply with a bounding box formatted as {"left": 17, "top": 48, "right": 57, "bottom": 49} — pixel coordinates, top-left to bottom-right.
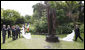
{"left": 75, "top": 28, "right": 80, "bottom": 36}
{"left": 12, "top": 29, "right": 16, "bottom": 36}
{"left": 2, "top": 28, "right": 7, "bottom": 35}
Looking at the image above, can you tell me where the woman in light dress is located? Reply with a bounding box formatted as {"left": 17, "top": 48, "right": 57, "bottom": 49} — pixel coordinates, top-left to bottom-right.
{"left": 21, "top": 25, "right": 31, "bottom": 39}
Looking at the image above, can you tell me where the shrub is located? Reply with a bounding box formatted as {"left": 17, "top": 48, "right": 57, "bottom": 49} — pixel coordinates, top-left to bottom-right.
{"left": 29, "top": 24, "right": 36, "bottom": 33}
{"left": 56, "top": 23, "right": 74, "bottom": 35}
{"left": 80, "top": 24, "right": 84, "bottom": 33}
{"left": 29, "top": 17, "right": 48, "bottom": 34}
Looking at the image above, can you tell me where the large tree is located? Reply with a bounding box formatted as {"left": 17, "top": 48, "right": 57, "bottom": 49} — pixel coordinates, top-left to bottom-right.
{"left": 1, "top": 9, "right": 21, "bottom": 26}
{"left": 32, "top": 3, "right": 45, "bottom": 19}
{"left": 65, "top": 1, "right": 81, "bottom": 29}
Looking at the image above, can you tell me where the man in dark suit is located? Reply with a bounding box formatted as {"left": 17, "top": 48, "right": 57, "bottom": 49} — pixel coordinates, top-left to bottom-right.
{"left": 74, "top": 25, "right": 83, "bottom": 41}
{"left": 11, "top": 26, "right": 16, "bottom": 40}
{"left": 7, "top": 25, "right": 11, "bottom": 38}
{"left": 2, "top": 25, "right": 7, "bottom": 44}
{"left": 17, "top": 25, "right": 20, "bottom": 38}
{"left": 15, "top": 25, "right": 19, "bottom": 39}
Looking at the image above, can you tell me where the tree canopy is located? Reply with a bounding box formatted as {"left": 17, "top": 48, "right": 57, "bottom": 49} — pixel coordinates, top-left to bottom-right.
{"left": 1, "top": 1, "right": 84, "bottom": 34}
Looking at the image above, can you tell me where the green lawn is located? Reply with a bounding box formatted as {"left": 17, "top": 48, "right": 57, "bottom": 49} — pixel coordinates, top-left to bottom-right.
{"left": 1, "top": 32, "right": 84, "bottom": 49}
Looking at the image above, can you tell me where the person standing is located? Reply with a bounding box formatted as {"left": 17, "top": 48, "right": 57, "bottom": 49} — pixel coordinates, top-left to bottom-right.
{"left": 7, "top": 25, "right": 11, "bottom": 38}
{"left": 15, "top": 25, "right": 18, "bottom": 39}
{"left": 17, "top": 25, "right": 21, "bottom": 38}
{"left": 74, "top": 24, "right": 83, "bottom": 41}
{"left": 11, "top": 26, "right": 16, "bottom": 40}
{"left": 2, "top": 25, "right": 7, "bottom": 44}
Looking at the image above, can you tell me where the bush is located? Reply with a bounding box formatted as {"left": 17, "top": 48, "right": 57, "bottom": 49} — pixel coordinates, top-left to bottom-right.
{"left": 80, "top": 24, "right": 84, "bottom": 33}
{"left": 34, "top": 17, "right": 48, "bottom": 33}
{"left": 56, "top": 23, "right": 74, "bottom": 35}
{"left": 29, "top": 17, "right": 48, "bottom": 34}
{"left": 29, "top": 24, "right": 36, "bottom": 33}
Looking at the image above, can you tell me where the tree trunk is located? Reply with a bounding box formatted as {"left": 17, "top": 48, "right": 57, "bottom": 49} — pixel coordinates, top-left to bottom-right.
{"left": 45, "top": 1, "right": 59, "bottom": 42}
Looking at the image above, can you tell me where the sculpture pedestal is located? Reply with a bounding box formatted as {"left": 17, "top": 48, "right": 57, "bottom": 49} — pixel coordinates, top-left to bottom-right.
{"left": 46, "top": 35, "right": 59, "bottom": 42}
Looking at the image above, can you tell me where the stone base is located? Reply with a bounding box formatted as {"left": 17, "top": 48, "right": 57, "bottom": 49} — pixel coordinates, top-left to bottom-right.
{"left": 46, "top": 35, "right": 59, "bottom": 42}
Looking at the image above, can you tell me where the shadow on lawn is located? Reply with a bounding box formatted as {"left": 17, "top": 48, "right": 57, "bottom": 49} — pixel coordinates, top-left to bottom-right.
{"left": 74, "top": 40, "right": 84, "bottom": 43}
{"left": 7, "top": 40, "right": 15, "bottom": 43}
{"left": 44, "top": 41, "right": 62, "bottom": 49}
{"left": 7, "top": 37, "right": 23, "bottom": 43}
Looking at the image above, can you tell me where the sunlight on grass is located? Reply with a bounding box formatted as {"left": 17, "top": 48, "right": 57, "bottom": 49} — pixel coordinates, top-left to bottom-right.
{"left": 1, "top": 33, "right": 84, "bottom": 49}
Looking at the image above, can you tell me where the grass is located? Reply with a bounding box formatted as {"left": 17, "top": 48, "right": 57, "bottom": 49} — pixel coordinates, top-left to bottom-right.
{"left": 1, "top": 32, "right": 84, "bottom": 49}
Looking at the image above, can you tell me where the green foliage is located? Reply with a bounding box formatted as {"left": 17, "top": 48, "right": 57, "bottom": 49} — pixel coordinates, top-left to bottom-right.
{"left": 30, "top": 1, "right": 84, "bottom": 35}
{"left": 29, "top": 24, "right": 36, "bottom": 33}
{"left": 80, "top": 24, "right": 84, "bottom": 33}
{"left": 1, "top": 1, "right": 84, "bottom": 35}
{"left": 15, "top": 17, "right": 25, "bottom": 24}
{"left": 1, "top": 8, "right": 3, "bottom": 18}
{"left": 48, "top": 1, "right": 56, "bottom": 8}
{"left": 29, "top": 17, "right": 48, "bottom": 34}
{"left": 32, "top": 3, "right": 46, "bottom": 19}
{"left": 35, "top": 17, "right": 47, "bottom": 33}
{"left": 1, "top": 9, "right": 26, "bottom": 28}
{"left": 24, "top": 15, "right": 32, "bottom": 23}
{"left": 56, "top": 23, "right": 74, "bottom": 34}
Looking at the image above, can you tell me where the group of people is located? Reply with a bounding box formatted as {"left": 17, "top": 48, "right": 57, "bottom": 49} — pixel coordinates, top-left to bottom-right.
{"left": 1, "top": 24, "right": 83, "bottom": 44}
{"left": 2, "top": 25, "right": 21, "bottom": 44}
